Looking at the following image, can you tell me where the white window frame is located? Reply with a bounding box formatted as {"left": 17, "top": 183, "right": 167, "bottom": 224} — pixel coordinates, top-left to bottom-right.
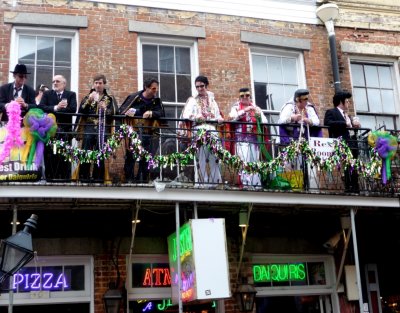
{"left": 9, "top": 26, "right": 80, "bottom": 95}
{"left": 252, "top": 254, "right": 340, "bottom": 313}
{"left": 348, "top": 55, "right": 400, "bottom": 130}
{"left": 126, "top": 254, "right": 172, "bottom": 300}
{"left": 0, "top": 255, "right": 93, "bottom": 309}
{"left": 137, "top": 35, "right": 199, "bottom": 109}
{"left": 249, "top": 45, "right": 307, "bottom": 115}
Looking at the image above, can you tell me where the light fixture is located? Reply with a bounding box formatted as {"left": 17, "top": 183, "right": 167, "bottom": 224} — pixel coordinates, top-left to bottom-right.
{"left": 316, "top": 3, "right": 342, "bottom": 92}
{"left": 132, "top": 218, "right": 141, "bottom": 224}
{"left": 234, "top": 280, "right": 257, "bottom": 312}
{"left": 0, "top": 214, "right": 38, "bottom": 283}
{"left": 10, "top": 220, "right": 20, "bottom": 225}
{"left": 316, "top": 3, "right": 339, "bottom": 24}
{"left": 239, "top": 210, "right": 248, "bottom": 228}
{"left": 323, "top": 232, "right": 342, "bottom": 249}
{"left": 103, "top": 282, "right": 123, "bottom": 313}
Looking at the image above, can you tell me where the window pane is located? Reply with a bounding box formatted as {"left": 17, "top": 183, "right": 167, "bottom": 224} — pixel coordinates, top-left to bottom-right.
{"left": 353, "top": 88, "right": 368, "bottom": 111}
{"left": 378, "top": 66, "right": 393, "bottom": 89}
{"left": 284, "top": 85, "right": 297, "bottom": 104}
{"left": 176, "top": 47, "right": 190, "bottom": 74}
{"left": 55, "top": 38, "right": 71, "bottom": 67}
{"left": 65, "top": 265, "right": 85, "bottom": 291}
{"left": 377, "top": 116, "right": 395, "bottom": 129}
{"left": 19, "top": 35, "right": 36, "bottom": 65}
{"left": 350, "top": 63, "right": 365, "bottom": 87}
{"left": 282, "top": 58, "right": 297, "bottom": 84}
{"left": 254, "top": 83, "right": 267, "bottom": 110}
{"left": 252, "top": 55, "right": 267, "bottom": 83}
{"left": 18, "top": 34, "right": 72, "bottom": 91}
{"left": 267, "top": 56, "right": 283, "bottom": 84}
{"left": 36, "top": 37, "right": 53, "bottom": 67}
{"left": 160, "top": 46, "right": 174, "bottom": 73}
{"left": 36, "top": 66, "right": 53, "bottom": 89}
{"left": 177, "top": 74, "right": 191, "bottom": 103}
{"left": 367, "top": 89, "right": 382, "bottom": 113}
{"left": 269, "top": 84, "right": 285, "bottom": 111}
{"left": 381, "top": 90, "right": 395, "bottom": 113}
{"left": 359, "top": 115, "right": 377, "bottom": 130}
{"left": 365, "top": 65, "right": 379, "bottom": 88}
{"left": 160, "top": 73, "right": 175, "bottom": 102}
{"left": 143, "top": 45, "right": 158, "bottom": 72}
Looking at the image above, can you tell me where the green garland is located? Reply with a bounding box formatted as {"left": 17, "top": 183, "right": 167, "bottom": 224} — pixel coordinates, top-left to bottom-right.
{"left": 49, "top": 124, "right": 383, "bottom": 179}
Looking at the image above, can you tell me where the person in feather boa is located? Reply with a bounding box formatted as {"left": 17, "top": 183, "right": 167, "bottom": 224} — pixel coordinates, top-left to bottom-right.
{"left": 229, "top": 88, "right": 268, "bottom": 189}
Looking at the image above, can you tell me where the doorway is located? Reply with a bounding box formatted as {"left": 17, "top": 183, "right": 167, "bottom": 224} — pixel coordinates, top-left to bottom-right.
{"left": 256, "top": 295, "right": 332, "bottom": 313}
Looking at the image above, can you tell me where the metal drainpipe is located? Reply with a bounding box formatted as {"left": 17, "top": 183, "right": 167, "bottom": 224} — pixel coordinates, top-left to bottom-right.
{"left": 351, "top": 208, "right": 364, "bottom": 313}
{"left": 325, "top": 20, "right": 342, "bottom": 93}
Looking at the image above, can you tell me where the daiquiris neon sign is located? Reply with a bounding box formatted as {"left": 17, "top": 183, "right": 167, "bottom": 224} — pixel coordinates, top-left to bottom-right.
{"left": 253, "top": 263, "right": 306, "bottom": 283}
{"left": 13, "top": 272, "right": 69, "bottom": 291}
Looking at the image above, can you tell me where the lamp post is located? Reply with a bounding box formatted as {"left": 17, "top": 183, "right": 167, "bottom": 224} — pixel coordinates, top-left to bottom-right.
{"left": 316, "top": 3, "right": 341, "bottom": 93}
{"left": 0, "top": 214, "right": 38, "bottom": 284}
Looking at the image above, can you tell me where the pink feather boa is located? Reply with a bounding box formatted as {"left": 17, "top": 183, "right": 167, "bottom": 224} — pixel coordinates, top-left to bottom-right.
{"left": 0, "top": 101, "right": 23, "bottom": 164}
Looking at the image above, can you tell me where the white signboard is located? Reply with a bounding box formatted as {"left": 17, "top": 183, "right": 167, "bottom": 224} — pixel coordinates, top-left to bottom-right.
{"left": 308, "top": 137, "right": 338, "bottom": 160}
{"left": 168, "top": 218, "right": 231, "bottom": 304}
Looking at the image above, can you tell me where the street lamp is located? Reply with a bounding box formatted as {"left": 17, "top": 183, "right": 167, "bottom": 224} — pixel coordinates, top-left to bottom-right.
{"left": 316, "top": 3, "right": 341, "bottom": 93}
{"left": 234, "top": 280, "right": 257, "bottom": 312}
{"left": 103, "top": 282, "right": 123, "bottom": 313}
{"left": 0, "top": 214, "right": 38, "bottom": 284}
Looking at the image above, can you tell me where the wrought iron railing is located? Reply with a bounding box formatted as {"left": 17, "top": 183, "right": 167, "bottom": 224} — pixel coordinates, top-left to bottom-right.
{"left": 0, "top": 112, "right": 398, "bottom": 196}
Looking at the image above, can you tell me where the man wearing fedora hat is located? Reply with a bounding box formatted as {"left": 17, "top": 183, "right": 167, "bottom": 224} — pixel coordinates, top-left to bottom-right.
{"left": 0, "top": 64, "right": 36, "bottom": 122}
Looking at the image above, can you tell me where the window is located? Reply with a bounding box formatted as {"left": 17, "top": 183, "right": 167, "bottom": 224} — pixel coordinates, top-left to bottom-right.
{"left": 10, "top": 27, "right": 79, "bottom": 92}
{"left": 139, "top": 36, "right": 198, "bottom": 124}
{"left": 250, "top": 48, "right": 306, "bottom": 135}
{"left": 350, "top": 61, "right": 399, "bottom": 130}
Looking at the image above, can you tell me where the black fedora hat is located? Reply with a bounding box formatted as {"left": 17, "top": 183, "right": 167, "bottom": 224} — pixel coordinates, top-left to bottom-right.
{"left": 10, "top": 64, "right": 30, "bottom": 75}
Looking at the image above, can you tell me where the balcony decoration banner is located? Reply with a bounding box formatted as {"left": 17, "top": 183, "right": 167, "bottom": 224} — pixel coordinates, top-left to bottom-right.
{"left": 49, "top": 125, "right": 383, "bottom": 183}
{"left": 367, "top": 130, "right": 398, "bottom": 184}
{"left": 22, "top": 109, "right": 57, "bottom": 168}
{"left": 0, "top": 105, "right": 57, "bottom": 181}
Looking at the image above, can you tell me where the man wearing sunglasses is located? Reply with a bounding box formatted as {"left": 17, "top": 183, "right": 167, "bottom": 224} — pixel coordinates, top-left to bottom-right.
{"left": 0, "top": 64, "right": 36, "bottom": 122}
{"left": 181, "top": 75, "right": 224, "bottom": 188}
{"left": 278, "top": 89, "right": 321, "bottom": 145}
{"left": 229, "top": 88, "right": 267, "bottom": 189}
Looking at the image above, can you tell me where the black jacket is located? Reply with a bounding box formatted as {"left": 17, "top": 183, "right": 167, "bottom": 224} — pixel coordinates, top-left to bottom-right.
{"left": 38, "top": 89, "right": 77, "bottom": 132}
{"left": 118, "top": 90, "right": 164, "bottom": 119}
{"left": 324, "top": 107, "right": 350, "bottom": 140}
{"left": 0, "top": 82, "right": 36, "bottom": 122}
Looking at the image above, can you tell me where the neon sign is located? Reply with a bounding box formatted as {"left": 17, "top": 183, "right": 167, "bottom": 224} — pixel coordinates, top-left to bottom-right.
{"left": 253, "top": 263, "right": 306, "bottom": 283}
{"left": 142, "top": 267, "right": 171, "bottom": 287}
{"left": 13, "top": 272, "right": 69, "bottom": 291}
{"left": 168, "top": 223, "right": 193, "bottom": 262}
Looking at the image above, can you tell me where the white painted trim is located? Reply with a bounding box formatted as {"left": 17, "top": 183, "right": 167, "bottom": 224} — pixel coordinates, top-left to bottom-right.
{"left": 86, "top": 0, "right": 319, "bottom": 24}
{"left": 0, "top": 185, "right": 397, "bottom": 208}
{"left": 126, "top": 254, "right": 172, "bottom": 300}
{"left": 0, "top": 256, "right": 93, "bottom": 308}
{"left": 137, "top": 35, "right": 199, "bottom": 105}
{"left": 9, "top": 26, "right": 79, "bottom": 97}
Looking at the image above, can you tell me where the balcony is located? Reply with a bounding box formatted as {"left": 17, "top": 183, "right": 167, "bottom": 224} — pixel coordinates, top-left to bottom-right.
{"left": 0, "top": 112, "right": 398, "bottom": 202}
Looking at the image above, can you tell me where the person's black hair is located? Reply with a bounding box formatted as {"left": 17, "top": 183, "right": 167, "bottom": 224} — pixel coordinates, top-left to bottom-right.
{"left": 333, "top": 90, "right": 352, "bottom": 107}
{"left": 143, "top": 78, "right": 159, "bottom": 89}
{"left": 239, "top": 87, "right": 250, "bottom": 93}
{"left": 35, "top": 84, "right": 49, "bottom": 96}
{"left": 195, "top": 75, "right": 209, "bottom": 87}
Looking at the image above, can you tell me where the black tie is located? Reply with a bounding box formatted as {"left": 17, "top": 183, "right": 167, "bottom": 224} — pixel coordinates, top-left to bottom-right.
{"left": 57, "top": 93, "right": 62, "bottom": 101}
{"left": 14, "top": 87, "right": 21, "bottom": 99}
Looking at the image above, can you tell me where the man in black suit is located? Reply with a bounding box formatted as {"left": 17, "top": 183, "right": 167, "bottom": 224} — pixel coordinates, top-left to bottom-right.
{"left": 324, "top": 91, "right": 361, "bottom": 193}
{"left": 0, "top": 64, "right": 36, "bottom": 123}
{"left": 39, "top": 74, "right": 77, "bottom": 181}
